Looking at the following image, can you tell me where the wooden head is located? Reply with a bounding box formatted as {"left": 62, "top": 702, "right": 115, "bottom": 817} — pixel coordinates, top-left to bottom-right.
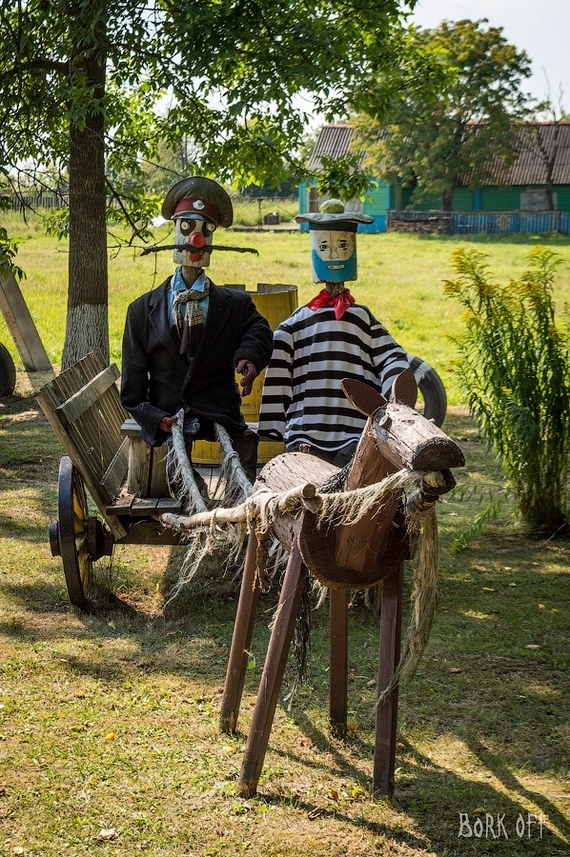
{"left": 327, "top": 375, "right": 464, "bottom": 583}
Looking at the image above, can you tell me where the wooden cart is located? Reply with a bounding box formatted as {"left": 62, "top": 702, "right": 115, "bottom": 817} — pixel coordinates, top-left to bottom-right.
{"left": 36, "top": 284, "right": 300, "bottom": 608}
{"left": 37, "top": 349, "right": 187, "bottom": 608}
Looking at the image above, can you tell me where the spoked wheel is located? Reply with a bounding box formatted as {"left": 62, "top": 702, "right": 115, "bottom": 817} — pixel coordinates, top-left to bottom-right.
{"left": 0, "top": 343, "right": 16, "bottom": 397}
{"left": 49, "top": 456, "right": 105, "bottom": 608}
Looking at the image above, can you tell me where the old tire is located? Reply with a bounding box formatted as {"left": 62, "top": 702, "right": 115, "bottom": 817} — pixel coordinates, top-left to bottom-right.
{"left": 0, "top": 343, "right": 16, "bottom": 397}
{"left": 407, "top": 354, "right": 447, "bottom": 427}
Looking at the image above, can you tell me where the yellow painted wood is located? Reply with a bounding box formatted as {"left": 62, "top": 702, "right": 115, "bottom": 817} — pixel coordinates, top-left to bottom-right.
{"left": 192, "top": 283, "right": 297, "bottom": 465}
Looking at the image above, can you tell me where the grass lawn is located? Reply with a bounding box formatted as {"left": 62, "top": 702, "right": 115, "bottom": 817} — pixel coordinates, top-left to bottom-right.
{"left": 0, "top": 215, "right": 569, "bottom": 855}
{"left": 2, "top": 210, "right": 570, "bottom": 403}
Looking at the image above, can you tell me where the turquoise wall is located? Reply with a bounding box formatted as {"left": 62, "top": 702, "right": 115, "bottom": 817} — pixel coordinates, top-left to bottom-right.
{"left": 363, "top": 182, "right": 389, "bottom": 215}
{"left": 452, "top": 188, "right": 473, "bottom": 210}
{"left": 480, "top": 187, "right": 521, "bottom": 210}
{"left": 298, "top": 181, "right": 310, "bottom": 215}
{"left": 299, "top": 180, "right": 570, "bottom": 216}
{"left": 555, "top": 187, "right": 570, "bottom": 210}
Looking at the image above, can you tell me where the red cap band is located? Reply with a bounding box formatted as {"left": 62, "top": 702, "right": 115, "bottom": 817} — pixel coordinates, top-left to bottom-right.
{"left": 173, "top": 196, "right": 220, "bottom": 224}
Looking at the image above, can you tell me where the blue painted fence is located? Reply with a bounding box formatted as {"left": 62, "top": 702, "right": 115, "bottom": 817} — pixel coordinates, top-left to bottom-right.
{"left": 388, "top": 210, "right": 570, "bottom": 235}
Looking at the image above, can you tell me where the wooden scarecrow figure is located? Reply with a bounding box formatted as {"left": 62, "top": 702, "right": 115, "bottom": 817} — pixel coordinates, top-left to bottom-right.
{"left": 257, "top": 199, "right": 413, "bottom": 467}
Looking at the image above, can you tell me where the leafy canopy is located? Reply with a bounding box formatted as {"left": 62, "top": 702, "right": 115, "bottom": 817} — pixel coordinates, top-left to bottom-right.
{"left": 0, "top": 0, "right": 415, "bottom": 365}
{"left": 351, "top": 19, "right": 532, "bottom": 209}
{"left": 0, "top": 0, "right": 414, "bottom": 213}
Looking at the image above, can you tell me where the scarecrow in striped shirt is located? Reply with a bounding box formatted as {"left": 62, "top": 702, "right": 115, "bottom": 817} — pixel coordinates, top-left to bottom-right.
{"left": 258, "top": 200, "right": 412, "bottom": 467}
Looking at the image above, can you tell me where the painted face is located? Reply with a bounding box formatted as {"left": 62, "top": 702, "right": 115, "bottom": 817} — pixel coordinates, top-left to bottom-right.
{"left": 173, "top": 216, "right": 216, "bottom": 267}
{"left": 309, "top": 229, "right": 357, "bottom": 283}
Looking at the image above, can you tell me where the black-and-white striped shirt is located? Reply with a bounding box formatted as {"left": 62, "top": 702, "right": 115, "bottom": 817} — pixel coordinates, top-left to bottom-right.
{"left": 258, "top": 303, "right": 410, "bottom": 452}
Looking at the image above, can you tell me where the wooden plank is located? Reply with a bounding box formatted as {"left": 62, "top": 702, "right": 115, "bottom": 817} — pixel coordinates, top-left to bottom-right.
{"left": 106, "top": 497, "right": 134, "bottom": 515}
{"left": 56, "top": 364, "right": 120, "bottom": 425}
{"left": 108, "top": 497, "right": 182, "bottom": 517}
{"left": 155, "top": 497, "right": 182, "bottom": 513}
{"left": 36, "top": 387, "right": 127, "bottom": 540}
{"left": 0, "top": 272, "right": 53, "bottom": 371}
{"left": 121, "top": 418, "right": 144, "bottom": 437}
{"left": 220, "top": 537, "right": 261, "bottom": 734}
{"left": 237, "top": 542, "right": 308, "bottom": 798}
{"left": 335, "top": 420, "right": 399, "bottom": 573}
{"left": 127, "top": 437, "right": 152, "bottom": 495}
{"left": 149, "top": 444, "right": 169, "bottom": 497}
{"left": 107, "top": 497, "right": 181, "bottom": 517}
{"left": 36, "top": 356, "right": 128, "bottom": 540}
{"left": 113, "top": 519, "right": 181, "bottom": 545}
{"left": 100, "top": 437, "right": 129, "bottom": 498}
{"left": 129, "top": 498, "right": 159, "bottom": 516}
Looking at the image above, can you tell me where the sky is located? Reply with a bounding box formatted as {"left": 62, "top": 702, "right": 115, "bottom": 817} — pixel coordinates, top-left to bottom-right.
{"left": 411, "top": 0, "right": 570, "bottom": 107}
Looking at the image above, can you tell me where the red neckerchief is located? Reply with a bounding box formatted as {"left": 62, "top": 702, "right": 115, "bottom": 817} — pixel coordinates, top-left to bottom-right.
{"left": 307, "top": 288, "right": 355, "bottom": 320}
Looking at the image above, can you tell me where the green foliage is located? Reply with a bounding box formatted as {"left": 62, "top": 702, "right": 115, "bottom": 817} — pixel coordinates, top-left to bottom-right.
{"left": 445, "top": 246, "right": 570, "bottom": 535}
{"left": 312, "top": 154, "right": 376, "bottom": 203}
{"left": 0, "top": 225, "right": 24, "bottom": 281}
{"left": 446, "top": 484, "right": 502, "bottom": 554}
{"left": 0, "top": 0, "right": 411, "bottom": 207}
{"left": 352, "top": 19, "right": 532, "bottom": 210}
{"left": 0, "top": 197, "right": 24, "bottom": 280}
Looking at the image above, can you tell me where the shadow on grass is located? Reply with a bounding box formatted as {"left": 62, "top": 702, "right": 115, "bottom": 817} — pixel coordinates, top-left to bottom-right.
{"left": 236, "top": 720, "right": 569, "bottom": 853}
{"left": 391, "top": 740, "right": 569, "bottom": 854}
{"left": 246, "top": 734, "right": 568, "bottom": 854}
{"left": 0, "top": 509, "right": 57, "bottom": 543}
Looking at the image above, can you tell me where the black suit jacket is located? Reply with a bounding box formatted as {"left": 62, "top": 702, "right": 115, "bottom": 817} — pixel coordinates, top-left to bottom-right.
{"left": 120, "top": 277, "right": 273, "bottom": 445}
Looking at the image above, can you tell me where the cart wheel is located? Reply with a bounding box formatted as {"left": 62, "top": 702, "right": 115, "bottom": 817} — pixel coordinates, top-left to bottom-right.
{"left": 53, "top": 456, "right": 93, "bottom": 608}
{"left": 0, "top": 343, "right": 16, "bottom": 397}
{"left": 407, "top": 354, "right": 447, "bottom": 427}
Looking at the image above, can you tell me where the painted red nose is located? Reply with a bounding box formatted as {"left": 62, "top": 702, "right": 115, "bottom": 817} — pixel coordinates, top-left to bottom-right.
{"left": 189, "top": 232, "right": 206, "bottom": 248}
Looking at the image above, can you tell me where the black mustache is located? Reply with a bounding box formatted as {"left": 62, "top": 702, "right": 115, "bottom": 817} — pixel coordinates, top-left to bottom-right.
{"left": 140, "top": 244, "right": 258, "bottom": 257}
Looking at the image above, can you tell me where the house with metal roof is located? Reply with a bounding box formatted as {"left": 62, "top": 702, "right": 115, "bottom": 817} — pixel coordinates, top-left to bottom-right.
{"left": 299, "top": 122, "right": 570, "bottom": 234}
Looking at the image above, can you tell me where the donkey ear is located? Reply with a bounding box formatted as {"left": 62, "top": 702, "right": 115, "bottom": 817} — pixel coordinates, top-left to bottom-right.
{"left": 341, "top": 378, "right": 387, "bottom": 417}
{"left": 391, "top": 367, "right": 418, "bottom": 408}
{"left": 390, "top": 367, "right": 418, "bottom": 408}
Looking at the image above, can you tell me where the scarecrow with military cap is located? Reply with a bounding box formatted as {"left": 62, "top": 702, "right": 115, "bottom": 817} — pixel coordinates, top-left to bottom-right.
{"left": 120, "top": 177, "right": 273, "bottom": 484}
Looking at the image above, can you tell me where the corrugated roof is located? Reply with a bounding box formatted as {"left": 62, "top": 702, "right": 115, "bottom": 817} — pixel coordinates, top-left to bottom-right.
{"left": 308, "top": 124, "right": 355, "bottom": 170}
{"left": 310, "top": 122, "right": 570, "bottom": 186}
{"left": 476, "top": 123, "right": 570, "bottom": 186}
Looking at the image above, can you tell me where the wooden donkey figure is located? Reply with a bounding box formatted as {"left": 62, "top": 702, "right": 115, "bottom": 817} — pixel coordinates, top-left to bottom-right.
{"left": 219, "top": 368, "right": 465, "bottom": 798}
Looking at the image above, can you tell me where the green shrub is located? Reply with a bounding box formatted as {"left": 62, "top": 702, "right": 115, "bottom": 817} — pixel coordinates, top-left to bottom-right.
{"left": 444, "top": 246, "right": 570, "bottom": 535}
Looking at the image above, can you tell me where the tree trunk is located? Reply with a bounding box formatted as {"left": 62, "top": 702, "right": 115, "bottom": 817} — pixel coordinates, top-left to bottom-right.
{"left": 441, "top": 189, "right": 453, "bottom": 212}
{"left": 61, "top": 45, "right": 109, "bottom": 369}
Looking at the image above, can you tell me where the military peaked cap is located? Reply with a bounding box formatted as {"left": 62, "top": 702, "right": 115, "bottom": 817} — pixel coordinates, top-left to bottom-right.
{"left": 162, "top": 176, "right": 233, "bottom": 228}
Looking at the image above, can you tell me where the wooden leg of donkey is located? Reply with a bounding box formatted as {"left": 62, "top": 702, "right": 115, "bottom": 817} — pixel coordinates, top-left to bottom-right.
{"left": 374, "top": 561, "right": 404, "bottom": 796}
{"left": 329, "top": 589, "right": 349, "bottom": 738}
{"left": 220, "top": 535, "right": 261, "bottom": 734}
{"left": 237, "top": 539, "right": 307, "bottom": 798}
